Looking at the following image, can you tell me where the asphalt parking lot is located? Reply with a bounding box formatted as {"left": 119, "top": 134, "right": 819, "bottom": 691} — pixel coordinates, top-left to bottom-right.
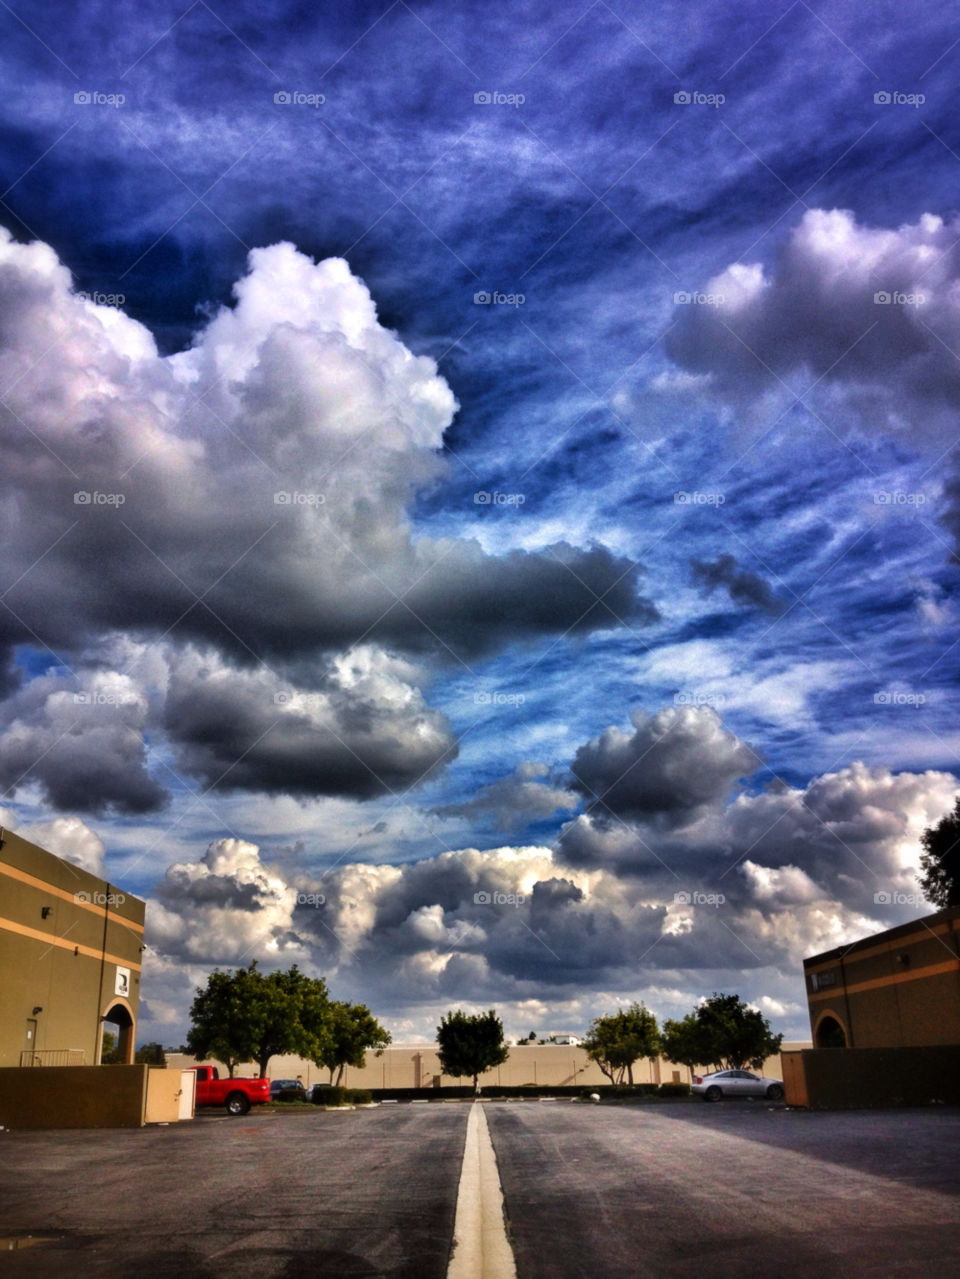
{"left": 1, "top": 1102, "right": 959, "bottom": 1278}
{"left": 0, "top": 1106, "right": 467, "bottom": 1278}
{"left": 487, "top": 1102, "right": 960, "bottom": 1279}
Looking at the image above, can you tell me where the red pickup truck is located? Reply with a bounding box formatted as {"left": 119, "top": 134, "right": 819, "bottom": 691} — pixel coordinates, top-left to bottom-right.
{"left": 187, "top": 1066, "right": 271, "bottom": 1115}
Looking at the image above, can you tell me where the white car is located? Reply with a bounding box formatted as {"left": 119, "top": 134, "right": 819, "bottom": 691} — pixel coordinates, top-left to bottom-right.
{"left": 691, "top": 1069, "right": 784, "bottom": 1102}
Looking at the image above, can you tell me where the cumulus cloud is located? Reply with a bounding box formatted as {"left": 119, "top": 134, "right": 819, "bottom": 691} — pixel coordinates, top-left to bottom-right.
{"left": 568, "top": 705, "right": 759, "bottom": 827}
{"left": 163, "top": 645, "right": 457, "bottom": 801}
{"left": 139, "top": 731, "right": 958, "bottom": 1042}
{"left": 19, "top": 815, "right": 106, "bottom": 877}
{"left": 666, "top": 208, "right": 960, "bottom": 439}
{"left": 690, "top": 554, "right": 785, "bottom": 615}
{"left": 0, "top": 669, "right": 164, "bottom": 815}
{"left": 0, "top": 229, "right": 657, "bottom": 809}
{"left": 431, "top": 761, "right": 579, "bottom": 831}
{"left": 0, "top": 230, "right": 655, "bottom": 665}
{"left": 148, "top": 838, "right": 304, "bottom": 964}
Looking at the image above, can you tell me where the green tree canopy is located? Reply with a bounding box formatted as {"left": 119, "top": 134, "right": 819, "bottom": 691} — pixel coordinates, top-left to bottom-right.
{"left": 321, "top": 1002, "right": 392, "bottom": 1085}
{"left": 662, "top": 993, "right": 783, "bottom": 1072}
{"left": 135, "top": 1042, "right": 166, "bottom": 1066}
{"left": 583, "top": 1002, "right": 661, "bottom": 1085}
{"left": 186, "top": 962, "right": 334, "bottom": 1078}
{"left": 436, "top": 1009, "right": 509, "bottom": 1093}
{"left": 918, "top": 795, "right": 960, "bottom": 908}
{"left": 100, "top": 1030, "right": 123, "bottom": 1065}
{"left": 186, "top": 966, "right": 260, "bottom": 1077}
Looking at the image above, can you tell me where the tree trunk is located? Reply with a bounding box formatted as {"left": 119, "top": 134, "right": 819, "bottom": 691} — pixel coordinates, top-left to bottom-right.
{"left": 336, "top": 1062, "right": 346, "bottom": 1086}
{"left": 627, "top": 1061, "right": 634, "bottom": 1086}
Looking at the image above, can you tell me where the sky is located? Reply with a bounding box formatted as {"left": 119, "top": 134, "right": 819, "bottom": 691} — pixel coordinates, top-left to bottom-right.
{"left": 1, "top": 0, "right": 959, "bottom": 1046}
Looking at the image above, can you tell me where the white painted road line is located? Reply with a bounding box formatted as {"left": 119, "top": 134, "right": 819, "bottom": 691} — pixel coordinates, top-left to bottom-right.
{"left": 447, "top": 1103, "right": 517, "bottom": 1279}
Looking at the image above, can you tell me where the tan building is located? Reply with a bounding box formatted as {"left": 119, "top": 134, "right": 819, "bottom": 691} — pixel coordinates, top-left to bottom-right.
{"left": 804, "top": 905, "right": 960, "bottom": 1049}
{"left": 0, "top": 827, "right": 146, "bottom": 1067}
{"left": 167, "top": 1041, "right": 808, "bottom": 1089}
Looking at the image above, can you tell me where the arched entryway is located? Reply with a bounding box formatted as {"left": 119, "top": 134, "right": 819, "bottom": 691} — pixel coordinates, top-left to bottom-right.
{"left": 815, "top": 1014, "right": 847, "bottom": 1048}
{"left": 99, "top": 1000, "right": 136, "bottom": 1064}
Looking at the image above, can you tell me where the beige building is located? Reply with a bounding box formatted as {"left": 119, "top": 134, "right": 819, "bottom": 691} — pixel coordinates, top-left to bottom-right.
{"left": 0, "top": 827, "right": 146, "bottom": 1067}
{"left": 804, "top": 905, "right": 960, "bottom": 1049}
{"left": 167, "top": 1041, "right": 809, "bottom": 1088}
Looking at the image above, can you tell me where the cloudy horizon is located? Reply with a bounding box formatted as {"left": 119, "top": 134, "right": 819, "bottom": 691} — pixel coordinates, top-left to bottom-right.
{"left": 1, "top": 0, "right": 959, "bottom": 1046}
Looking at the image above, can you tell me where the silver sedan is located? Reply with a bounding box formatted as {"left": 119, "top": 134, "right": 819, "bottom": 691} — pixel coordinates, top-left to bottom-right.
{"left": 691, "top": 1069, "right": 784, "bottom": 1102}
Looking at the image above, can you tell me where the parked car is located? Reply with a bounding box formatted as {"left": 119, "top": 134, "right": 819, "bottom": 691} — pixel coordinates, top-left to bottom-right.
{"left": 691, "top": 1070, "right": 785, "bottom": 1102}
{"left": 306, "top": 1082, "right": 333, "bottom": 1102}
{"left": 270, "top": 1078, "right": 307, "bottom": 1101}
{"left": 186, "top": 1066, "right": 271, "bottom": 1116}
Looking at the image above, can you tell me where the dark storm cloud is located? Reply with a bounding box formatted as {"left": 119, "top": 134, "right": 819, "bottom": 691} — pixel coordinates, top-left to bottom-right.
{"left": 162, "top": 647, "right": 457, "bottom": 801}
{"left": 0, "top": 671, "right": 166, "bottom": 815}
{"left": 568, "top": 705, "right": 759, "bottom": 827}
{"left": 690, "top": 554, "right": 785, "bottom": 615}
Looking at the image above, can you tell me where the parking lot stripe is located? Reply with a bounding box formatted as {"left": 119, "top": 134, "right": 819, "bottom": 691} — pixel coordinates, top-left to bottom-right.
{"left": 447, "top": 1103, "right": 517, "bottom": 1279}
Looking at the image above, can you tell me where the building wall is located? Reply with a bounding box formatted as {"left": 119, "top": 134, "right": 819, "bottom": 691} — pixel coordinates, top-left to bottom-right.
{"left": 0, "top": 1064, "right": 149, "bottom": 1128}
{"left": 166, "top": 1042, "right": 810, "bottom": 1088}
{"left": 0, "top": 828, "right": 146, "bottom": 1068}
{"left": 804, "top": 907, "right": 960, "bottom": 1049}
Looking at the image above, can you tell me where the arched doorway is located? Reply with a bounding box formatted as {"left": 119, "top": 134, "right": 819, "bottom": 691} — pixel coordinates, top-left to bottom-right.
{"left": 815, "top": 1014, "right": 847, "bottom": 1048}
{"left": 100, "top": 1000, "right": 135, "bottom": 1064}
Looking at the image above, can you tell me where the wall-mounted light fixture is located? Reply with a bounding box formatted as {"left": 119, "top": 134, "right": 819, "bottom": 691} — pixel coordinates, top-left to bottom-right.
{"left": 32, "top": 1006, "right": 42, "bottom": 1015}
{"left": 41, "top": 906, "right": 52, "bottom": 919}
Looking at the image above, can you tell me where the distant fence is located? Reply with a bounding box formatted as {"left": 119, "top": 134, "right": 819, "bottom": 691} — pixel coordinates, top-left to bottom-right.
{"left": 19, "top": 1050, "right": 85, "bottom": 1068}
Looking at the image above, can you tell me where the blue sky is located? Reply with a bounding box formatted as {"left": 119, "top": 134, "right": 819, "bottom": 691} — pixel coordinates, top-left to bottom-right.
{"left": 2, "top": 0, "right": 959, "bottom": 1044}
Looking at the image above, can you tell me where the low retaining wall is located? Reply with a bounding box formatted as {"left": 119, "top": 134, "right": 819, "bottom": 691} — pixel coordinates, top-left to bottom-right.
{"left": 0, "top": 1064, "right": 149, "bottom": 1129}
{"left": 787, "top": 1046, "right": 960, "bottom": 1109}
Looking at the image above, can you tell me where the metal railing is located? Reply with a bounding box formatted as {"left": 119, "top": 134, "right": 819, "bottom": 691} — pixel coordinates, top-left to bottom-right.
{"left": 19, "top": 1049, "right": 85, "bottom": 1067}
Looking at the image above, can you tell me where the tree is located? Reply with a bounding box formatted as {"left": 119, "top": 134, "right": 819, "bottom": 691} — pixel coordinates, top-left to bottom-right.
{"left": 436, "top": 1009, "right": 509, "bottom": 1094}
{"left": 100, "top": 1030, "right": 123, "bottom": 1064}
{"left": 135, "top": 1042, "right": 166, "bottom": 1066}
{"left": 321, "top": 1002, "right": 391, "bottom": 1085}
{"left": 186, "top": 967, "right": 259, "bottom": 1077}
{"left": 918, "top": 796, "right": 960, "bottom": 908}
{"left": 186, "top": 962, "right": 334, "bottom": 1078}
{"left": 662, "top": 993, "right": 783, "bottom": 1072}
{"left": 583, "top": 1003, "right": 661, "bottom": 1085}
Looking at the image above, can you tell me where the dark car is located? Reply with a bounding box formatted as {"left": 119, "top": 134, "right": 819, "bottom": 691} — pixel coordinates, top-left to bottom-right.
{"left": 270, "top": 1078, "right": 306, "bottom": 1101}
{"left": 306, "top": 1082, "right": 334, "bottom": 1102}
